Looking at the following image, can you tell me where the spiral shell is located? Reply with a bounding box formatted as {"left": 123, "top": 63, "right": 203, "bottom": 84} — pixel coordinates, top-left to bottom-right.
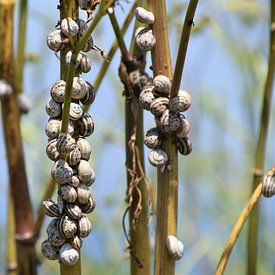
{"left": 77, "top": 138, "right": 91, "bottom": 160}
{"left": 77, "top": 18, "right": 88, "bottom": 36}
{"left": 56, "top": 133, "right": 76, "bottom": 154}
{"left": 78, "top": 216, "right": 92, "bottom": 238}
{"left": 59, "top": 185, "right": 77, "bottom": 203}
{"left": 150, "top": 97, "right": 169, "bottom": 117}
{"left": 0, "top": 79, "right": 13, "bottom": 99}
{"left": 81, "top": 195, "right": 96, "bottom": 213}
{"left": 46, "top": 30, "right": 65, "bottom": 52}
{"left": 176, "top": 136, "right": 192, "bottom": 155}
{"left": 45, "top": 119, "right": 61, "bottom": 139}
{"left": 70, "top": 235, "right": 83, "bottom": 250}
{"left": 144, "top": 127, "right": 162, "bottom": 149}
{"left": 135, "top": 28, "right": 156, "bottom": 51}
{"left": 175, "top": 115, "right": 190, "bottom": 138}
{"left": 48, "top": 227, "right": 66, "bottom": 247}
{"left": 139, "top": 86, "right": 155, "bottom": 110}
{"left": 166, "top": 235, "right": 184, "bottom": 260}
{"left": 139, "top": 71, "right": 152, "bottom": 90}
{"left": 80, "top": 81, "right": 95, "bottom": 105}
{"left": 41, "top": 240, "right": 59, "bottom": 260}
{"left": 135, "top": 7, "right": 155, "bottom": 24}
{"left": 54, "top": 163, "right": 74, "bottom": 185}
{"left": 65, "top": 203, "right": 82, "bottom": 220}
{"left": 77, "top": 183, "right": 91, "bottom": 204}
{"left": 153, "top": 75, "right": 171, "bottom": 97}
{"left": 262, "top": 168, "right": 275, "bottom": 197}
{"left": 46, "top": 218, "right": 59, "bottom": 235}
{"left": 17, "top": 93, "right": 32, "bottom": 114}
{"left": 59, "top": 243, "right": 79, "bottom": 265}
{"left": 65, "top": 51, "right": 82, "bottom": 68}
{"left": 43, "top": 199, "right": 60, "bottom": 217}
{"left": 78, "top": 160, "right": 95, "bottom": 184}
{"left": 68, "top": 148, "right": 81, "bottom": 167}
{"left": 160, "top": 110, "right": 181, "bottom": 134}
{"left": 78, "top": 113, "right": 94, "bottom": 137}
{"left": 79, "top": 54, "right": 91, "bottom": 73}
{"left": 169, "top": 90, "right": 192, "bottom": 113}
{"left": 45, "top": 97, "right": 62, "bottom": 118}
{"left": 68, "top": 120, "right": 76, "bottom": 136}
{"left": 51, "top": 159, "right": 68, "bottom": 179}
{"left": 129, "top": 70, "right": 140, "bottom": 86}
{"left": 70, "top": 175, "right": 80, "bottom": 188}
{"left": 148, "top": 148, "right": 168, "bottom": 169}
{"left": 61, "top": 17, "right": 79, "bottom": 37}
{"left": 50, "top": 80, "right": 66, "bottom": 103}
{"left": 59, "top": 215, "right": 78, "bottom": 239}
{"left": 68, "top": 102, "right": 83, "bottom": 121}
{"left": 71, "top": 77, "right": 87, "bottom": 100}
{"left": 46, "top": 139, "right": 60, "bottom": 161}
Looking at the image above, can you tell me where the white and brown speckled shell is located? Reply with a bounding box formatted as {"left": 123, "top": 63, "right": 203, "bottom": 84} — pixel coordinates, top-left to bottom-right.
{"left": 45, "top": 97, "right": 62, "bottom": 118}
{"left": 56, "top": 133, "right": 76, "bottom": 154}
{"left": 79, "top": 54, "right": 91, "bottom": 73}
{"left": 46, "top": 139, "right": 60, "bottom": 161}
{"left": 160, "top": 110, "right": 181, "bottom": 134}
{"left": 46, "top": 30, "right": 65, "bottom": 52}
{"left": 169, "top": 90, "right": 192, "bottom": 113}
{"left": 46, "top": 217, "right": 59, "bottom": 235}
{"left": 45, "top": 119, "right": 61, "bottom": 140}
{"left": 50, "top": 80, "right": 66, "bottom": 103}
{"left": 67, "top": 148, "right": 81, "bottom": 167}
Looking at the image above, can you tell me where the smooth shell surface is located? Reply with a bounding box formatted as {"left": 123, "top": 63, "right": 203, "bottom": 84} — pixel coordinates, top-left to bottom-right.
{"left": 45, "top": 97, "right": 62, "bottom": 118}
{"left": 69, "top": 102, "right": 83, "bottom": 121}
{"left": 59, "top": 243, "right": 79, "bottom": 265}
{"left": 46, "top": 30, "right": 65, "bottom": 51}
{"left": 135, "top": 7, "right": 155, "bottom": 24}
{"left": 144, "top": 127, "right": 162, "bottom": 149}
{"left": 150, "top": 97, "right": 169, "bottom": 117}
{"left": 78, "top": 216, "right": 92, "bottom": 238}
{"left": 41, "top": 240, "right": 59, "bottom": 260}
{"left": 77, "top": 184, "right": 91, "bottom": 204}
{"left": 77, "top": 138, "right": 91, "bottom": 160}
{"left": 0, "top": 79, "right": 12, "bottom": 99}
{"left": 77, "top": 160, "right": 94, "bottom": 184}
{"left": 61, "top": 17, "right": 79, "bottom": 37}
{"left": 169, "top": 90, "right": 192, "bottom": 113}
{"left": 139, "top": 86, "right": 155, "bottom": 110}
{"left": 148, "top": 148, "right": 168, "bottom": 168}
{"left": 135, "top": 28, "right": 156, "bottom": 51}
{"left": 50, "top": 80, "right": 66, "bottom": 103}
{"left": 166, "top": 235, "right": 184, "bottom": 260}
{"left": 153, "top": 75, "right": 171, "bottom": 96}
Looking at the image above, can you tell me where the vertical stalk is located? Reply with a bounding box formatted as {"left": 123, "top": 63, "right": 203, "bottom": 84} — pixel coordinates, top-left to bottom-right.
{"left": 246, "top": 1, "right": 275, "bottom": 274}
{"left": 148, "top": 1, "right": 178, "bottom": 274}
{"left": 0, "top": 1, "right": 36, "bottom": 275}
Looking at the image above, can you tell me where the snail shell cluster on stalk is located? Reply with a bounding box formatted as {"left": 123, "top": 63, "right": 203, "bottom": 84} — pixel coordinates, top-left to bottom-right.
{"left": 42, "top": 5, "right": 100, "bottom": 266}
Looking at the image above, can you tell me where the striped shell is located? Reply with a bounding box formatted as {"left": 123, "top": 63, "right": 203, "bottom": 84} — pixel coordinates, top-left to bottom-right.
{"left": 65, "top": 51, "right": 82, "bottom": 68}
{"left": 153, "top": 75, "right": 171, "bottom": 97}
{"left": 57, "top": 195, "right": 64, "bottom": 215}
{"left": 17, "top": 93, "right": 32, "bottom": 114}
{"left": 78, "top": 113, "right": 94, "bottom": 137}
{"left": 262, "top": 168, "right": 275, "bottom": 197}
{"left": 148, "top": 148, "right": 168, "bottom": 168}
{"left": 77, "top": 138, "right": 91, "bottom": 160}
{"left": 61, "top": 17, "right": 79, "bottom": 37}
{"left": 48, "top": 227, "right": 66, "bottom": 247}
{"left": 144, "top": 127, "right": 162, "bottom": 149}
{"left": 175, "top": 115, "right": 190, "bottom": 139}
{"left": 65, "top": 203, "right": 82, "bottom": 220}
{"left": 59, "top": 243, "right": 79, "bottom": 266}
{"left": 46, "top": 139, "right": 60, "bottom": 161}
{"left": 135, "top": 7, "right": 155, "bottom": 24}
{"left": 160, "top": 110, "right": 181, "bottom": 134}
{"left": 70, "top": 175, "right": 80, "bottom": 188}
{"left": 135, "top": 28, "right": 156, "bottom": 51}
{"left": 46, "top": 30, "right": 65, "bottom": 52}
{"left": 77, "top": 184, "right": 91, "bottom": 204}
{"left": 176, "top": 136, "right": 192, "bottom": 155}
{"left": 59, "top": 185, "right": 77, "bottom": 203}
{"left": 139, "top": 71, "right": 152, "bottom": 90}
{"left": 56, "top": 133, "right": 76, "bottom": 154}
{"left": 150, "top": 97, "right": 169, "bottom": 117}
{"left": 68, "top": 148, "right": 81, "bottom": 167}
{"left": 70, "top": 235, "right": 83, "bottom": 250}
{"left": 41, "top": 240, "right": 59, "bottom": 260}
{"left": 166, "top": 235, "right": 184, "bottom": 260}
{"left": 72, "top": 77, "right": 87, "bottom": 100}
{"left": 43, "top": 199, "right": 60, "bottom": 217}
{"left": 139, "top": 86, "right": 155, "bottom": 110}
{"left": 80, "top": 81, "right": 95, "bottom": 105}
{"left": 45, "top": 119, "right": 61, "bottom": 139}
{"left": 0, "top": 79, "right": 13, "bottom": 99}
{"left": 59, "top": 215, "right": 78, "bottom": 239}
{"left": 46, "top": 218, "right": 59, "bottom": 235}
{"left": 50, "top": 80, "right": 66, "bottom": 103}
{"left": 78, "top": 216, "right": 92, "bottom": 238}
{"left": 54, "top": 163, "right": 74, "bottom": 185}
{"left": 69, "top": 102, "right": 83, "bottom": 121}
{"left": 79, "top": 54, "right": 91, "bottom": 73}
{"left": 45, "top": 97, "right": 62, "bottom": 118}
{"left": 77, "top": 160, "right": 94, "bottom": 184}
{"left": 129, "top": 70, "right": 140, "bottom": 86}
{"left": 81, "top": 195, "right": 96, "bottom": 213}
{"left": 169, "top": 90, "right": 192, "bottom": 113}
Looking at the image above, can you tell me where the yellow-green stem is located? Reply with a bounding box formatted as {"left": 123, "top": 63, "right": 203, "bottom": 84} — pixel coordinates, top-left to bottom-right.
{"left": 246, "top": 1, "right": 275, "bottom": 274}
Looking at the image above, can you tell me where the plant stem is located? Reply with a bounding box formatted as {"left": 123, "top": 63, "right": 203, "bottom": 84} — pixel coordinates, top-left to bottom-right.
{"left": 246, "top": 1, "right": 275, "bottom": 274}
{"left": 170, "top": 0, "right": 198, "bottom": 99}
{"left": 0, "top": 1, "right": 37, "bottom": 275}
{"left": 216, "top": 183, "right": 262, "bottom": 275}
{"left": 148, "top": 1, "right": 179, "bottom": 274}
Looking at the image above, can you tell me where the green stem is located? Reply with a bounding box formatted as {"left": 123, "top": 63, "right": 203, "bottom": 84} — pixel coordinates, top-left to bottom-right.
{"left": 170, "top": 0, "right": 199, "bottom": 99}
{"left": 246, "top": 1, "right": 275, "bottom": 274}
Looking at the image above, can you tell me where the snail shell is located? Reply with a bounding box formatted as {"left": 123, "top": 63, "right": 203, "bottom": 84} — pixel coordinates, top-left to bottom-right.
{"left": 70, "top": 175, "right": 80, "bottom": 188}
{"left": 51, "top": 159, "right": 68, "bottom": 179}
{"left": 81, "top": 195, "right": 96, "bottom": 213}
{"left": 43, "top": 199, "right": 60, "bottom": 217}
{"left": 166, "top": 235, "right": 184, "bottom": 260}
{"left": 0, "top": 79, "right": 13, "bottom": 99}
{"left": 65, "top": 203, "right": 82, "bottom": 220}
{"left": 68, "top": 120, "right": 76, "bottom": 136}
{"left": 59, "top": 185, "right": 77, "bottom": 203}
{"left": 153, "top": 75, "right": 171, "bottom": 97}
{"left": 129, "top": 70, "right": 140, "bottom": 86}
{"left": 45, "top": 119, "right": 61, "bottom": 140}
{"left": 77, "top": 18, "right": 88, "bottom": 37}
{"left": 135, "top": 7, "right": 155, "bottom": 24}
{"left": 77, "top": 183, "right": 91, "bottom": 204}
{"left": 144, "top": 127, "right": 162, "bottom": 149}
{"left": 68, "top": 102, "right": 83, "bottom": 121}
{"left": 78, "top": 215, "right": 92, "bottom": 238}
{"left": 139, "top": 86, "right": 155, "bottom": 110}
{"left": 77, "top": 160, "right": 95, "bottom": 184}
{"left": 50, "top": 80, "right": 66, "bottom": 103}
{"left": 135, "top": 28, "right": 156, "bottom": 51}
{"left": 139, "top": 71, "right": 153, "bottom": 90}
{"left": 46, "top": 217, "right": 59, "bottom": 235}
{"left": 80, "top": 81, "right": 96, "bottom": 105}
{"left": 57, "top": 195, "right": 65, "bottom": 215}
{"left": 48, "top": 227, "right": 66, "bottom": 247}
{"left": 56, "top": 133, "right": 76, "bottom": 154}
{"left": 17, "top": 93, "right": 32, "bottom": 114}
{"left": 45, "top": 97, "right": 62, "bottom": 118}
{"left": 59, "top": 243, "right": 79, "bottom": 265}
{"left": 150, "top": 97, "right": 169, "bottom": 117}
{"left": 72, "top": 77, "right": 87, "bottom": 100}
{"left": 54, "top": 163, "right": 74, "bottom": 185}
{"left": 58, "top": 215, "right": 78, "bottom": 239}
{"left": 148, "top": 148, "right": 168, "bottom": 169}
{"left": 46, "top": 29, "right": 65, "bottom": 52}
{"left": 79, "top": 54, "right": 91, "bottom": 73}
{"left": 77, "top": 138, "right": 91, "bottom": 160}
{"left": 70, "top": 235, "right": 83, "bottom": 250}
{"left": 262, "top": 168, "right": 275, "bottom": 197}
{"left": 41, "top": 240, "right": 59, "bottom": 260}
{"left": 67, "top": 148, "right": 81, "bottom": 167}
{"left": 175, "top": 115, "right": 190, "bottom": 138}
{"left": 78, "top": 112, "right": 94, "bottom": 137}
{"left": 65, "top": 51, "right": 82, "bottom": 68}
{"left": 160, "top": 110, "right": 181, "bottom": 134}
{"left": 78, "top": 0, "right": 100, "bottom": 11}
{"left": 82, "top": 36, "right": 94, "bottom": 52}
{"left": 46, "top": 139, "right": 60, "bottom": 161}
{"left": 169, "top": 90, "right": 192, "bottom": 113}
{"left": 61, "top": 17, "right": 79, "bottom": 37}
{"left": 176, "top": 136, "right": 192, "bottom": 155}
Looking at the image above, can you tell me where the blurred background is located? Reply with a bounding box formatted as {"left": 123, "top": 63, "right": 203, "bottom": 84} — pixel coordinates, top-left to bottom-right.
{"left": 0, "top": 0, "right": 275, "bottom": 274}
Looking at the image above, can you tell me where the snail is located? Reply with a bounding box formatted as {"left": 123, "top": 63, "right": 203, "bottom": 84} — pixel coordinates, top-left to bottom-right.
{"left": 65, "top": 203, "right": 82, "bottom": 220}
{"left": 70, "top": 175, "right": 80, "bottom": 188}
{"left": 153, "top": 75, "right": 171, "bottom": 97}
{"left": 72, "top": 77, "right": 87, "bottom": 100}
{"left": 81, "top": 195, "right": 96, "bottom": 213}
{"left": 139, "top": 71, "right": 153, "bottom": 90}
{"left": 17, "top": 93, "right": 32, "bottom": 114}
{"left": 82, "top": 36, "right": 94, "bottom": 52}
{"left": 0, "top": 79, "right": 13, "bottom": 99}
{"left": 58, "top": 243, "right": 79, "bottom": 265}
{"left": 77, "top": 160, "right": 95, "bottom": 184}
{"left": 78, "top": 215, "right": 92, "bottom": 238}
{"left": 175, "top": 115, "right": 190, "bottom": 139}
{"left": 262, "top": 167, "right": 275, "bottom": 197}
{"left": 135, "top": 7, "right": 155, "bottom": 25}
{"left": 60, "top": 17, "right": 79, "bottom": 37}
{"left": 150, "top": 97, "right": 169, "bottom": 117}
{"left": 148, "top": 148, "right": 168, "bottom": 171}
{"left": 46, "top": 217, "right": 59, "bottom": 235}
{"left": 48, "top": 227, "right": 66, "bottom": 247}
{"left": 46, "top": 29, "right": 65, "bottom": 52}
{"left": 160, "top": 110, "right": 181, "bottom": 134}
{"left": 57, "top": 195, "right": 65, "bottom": 215}
{"left": 135, "top": 28, "right": 156, "bottom": 51}
{"left": 58, "top": 215, "right": 78, "bottom": 239}
{"left": 54, "top": 163, "right": 74, "bottom": 185}
{"left": 139, "top": 86, "right": 155, "bottom": 110}
{"left": 43, "top": 199, "right": 60, "bottom": 217}
{"left": 77, "top": 183, "right": 91, "bottom": 204}
{"left": 70, "top": 235, "right": 83, "bottom": 250}
{"left": 176, "top": 136, "right": 192, "bottom": 155}
{"left": 65, "top": 51, "right": 82, "bottom": 68}
{"left": 77, "top": 138, "right": 91, "bottom": 160}
{"left": 56, "top": 133, "right": 76, "bottom": 154}
{"left": 169, "top": 89, "right": 192, "bottom": 113}
{"left": 144, "top": 127, "right": 162, "bottom": 149}
{"left": 80, "top": 81, "right": 95, "bottom": 105}
{"left": 46, "top": 139, "right": 60, "bottom": 161}
{"left": 45, "top": 119, "right": 61, "bottom": 140}
{"left": 50, "top": 80, "right": 66, "bottom": 103}
{"left": 166, "top": 235, "right": 184, "bottom": 260}
{"left": 41, "top": 240, "right": 59, "bottom": 260}
{"left": 78, "top": 112, "right": 94, "bottom": 137}
{"left": 67, "top": 148, "right": 82, "bottom": 167}
{"left": 79, "top": 54, "right": 91, "bottom": 73}
{"left": 59, "top": 185, "right": 77, "bottom": 203}
{"left": 78, "top": 0, "right": 100, "bottom": 12}
{"left": 45, "top": 97, "right": 62, "bottom": 118}
{"left": 68, "top": 120, "right": 76, "bottom": 137}
{"left": 68, "top": 102, "right": 83, "bottom": 121}
{"left": 129, "top": 70, "right": 140, "bottom": 87}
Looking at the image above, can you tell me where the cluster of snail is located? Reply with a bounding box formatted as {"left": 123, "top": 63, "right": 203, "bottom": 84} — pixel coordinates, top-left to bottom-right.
{"left": 41, "top": 6, "right": 97, "bottom": 266}
{"left": 133, "top": 7, "right": 192, "bottom": 172}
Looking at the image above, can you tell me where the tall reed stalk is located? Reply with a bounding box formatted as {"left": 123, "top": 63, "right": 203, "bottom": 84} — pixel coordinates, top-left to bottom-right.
{"left": 246, "top": 0, "right": 275, "bottom": 274}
